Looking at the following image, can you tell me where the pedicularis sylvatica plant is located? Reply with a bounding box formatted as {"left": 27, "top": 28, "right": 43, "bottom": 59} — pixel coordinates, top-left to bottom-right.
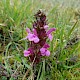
{"left": 23, "top": 10, "right": 56, "bottom": 63}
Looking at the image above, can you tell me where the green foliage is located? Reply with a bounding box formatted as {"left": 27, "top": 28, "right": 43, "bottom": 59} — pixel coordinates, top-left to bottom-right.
{"left": 0, "top": 0, "right": 80, "bottom": 80}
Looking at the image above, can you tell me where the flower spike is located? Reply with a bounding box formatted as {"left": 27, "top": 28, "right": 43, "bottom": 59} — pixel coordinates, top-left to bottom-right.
{"left": 23, "top": 10, "right": 56, "bottom": 63}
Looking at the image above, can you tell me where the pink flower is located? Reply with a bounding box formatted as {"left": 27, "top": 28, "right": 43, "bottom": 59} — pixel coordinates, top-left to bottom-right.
{"left": 24, "top": 50, "right": 30, "bottom": 57}
{"left": 40, "top": 47, "right": 50, "bottom": 56}
{"left": 27, "top": 33, "right": 39, "bottom": 43}
{"left": 26, "top": 28, "right": 31, "bottom": 33}
{"left": 40, "top": 43, "right": 50, "bottom": 56}
{"left": 46, "top": 28, "right": 56, "bottom": 41}
{"left": 43, "top": 43, "right": 50, "bottom": 48}
{"left": 24, "top": 48, "right": 33, "bottom": 57}
{"left": 44, "top": 25, "right": 49, "bottom": 29}
{"left": 32, "top": 28, "right": 37, "bottom": 36}
{"left": 26, "top": 28, "right": 39, "bottom": 43}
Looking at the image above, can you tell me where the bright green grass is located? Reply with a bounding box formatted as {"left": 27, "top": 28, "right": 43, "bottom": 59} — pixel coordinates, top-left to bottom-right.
{"left": 0, "top": 0, "right": 80, "bottom": 80}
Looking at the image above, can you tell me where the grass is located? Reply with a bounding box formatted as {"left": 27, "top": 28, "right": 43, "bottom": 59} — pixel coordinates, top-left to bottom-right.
{"left": 0, "top": 0, "right": 80, "bottom": 80}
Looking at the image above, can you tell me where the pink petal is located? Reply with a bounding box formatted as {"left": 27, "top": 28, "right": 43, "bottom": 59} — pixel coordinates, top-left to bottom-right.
{"left": 40, "top": 47, "right": 50, "bottom": 56}
{"left": 44, "top": 25, "right": 49, "bottom": 29}
{"left": 41, "top": 53, "right": 45, "bottom": 56}
{"left": 28, "top": 48, "right": 33, "bottom": 53}
{"left": 40, "top": 48, "right": 46, "bottom": 53}
{"left": 26, "top": 28, "right": 31, "bottom": 33}
{"left": 46, "top": 28, "right": 56, "bottom": 35}
{"left": 27, "top": 33, "right": 39, "bottom": 43}
{"left": 32, "top": 29, "right": 37, "bottom": 36}
{"left": 40, "top": 48, "right": 46, "bottom": 56}
{"left": 33, "top": 37, "right": 39, "bottom": 43}
{"left": 48, "top": 34, "right": 53, "bottom": 41}
{"left": 27, "top": 33, "right": 34, "bottom": 41}
{"left": 24, "top": 50, "right": 30, "bottom": 57}
{"left": 43, "top": 43, "right": 50, "bottom": 49}
{"left": 45, "top": 50, "right": 50, "bottom": 56}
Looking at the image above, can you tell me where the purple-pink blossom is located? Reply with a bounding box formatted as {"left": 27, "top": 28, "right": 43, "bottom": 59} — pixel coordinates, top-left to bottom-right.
{"left": 46, "top": 28, "right": 56, "bottom": 35}
{"left": 23, "top": 10, "right": 56, "bottom": 63}
{"left": 40, "top": 43, "right": 50, "bottom": 56}
{"left": 24, "top": 48, "right": 33, "bottom": 57}
{"left": 26, "top": 28, "right": 39, "bottom": 43}
{"left": 27, "top": 33, "right": 39, "bottom": 43}
{"left": 43, "top": 43, "right": 50, "bottom": 49}
{"left": 40, "top": 47, "right": 50, "bottom": 56}
{"left": 24, "top": 50, "right": 30, "bottom": 57}
{"left": 44, "top": 25, "right": 49, "bottom": 29}
{"left": 46, "top": 28, "right": 56, "bottom": 41}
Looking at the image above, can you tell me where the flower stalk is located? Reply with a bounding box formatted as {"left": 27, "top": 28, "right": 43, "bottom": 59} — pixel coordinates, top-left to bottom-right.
{"left": 23, "top": 10, "right": 56, "bottom": 63}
